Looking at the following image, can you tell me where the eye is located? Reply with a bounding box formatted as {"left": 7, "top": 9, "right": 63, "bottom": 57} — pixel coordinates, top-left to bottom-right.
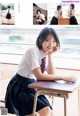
{"left": 45, "top": 39, "right": 49, "bottom": 42}
{"left": 53, "top": 41, "right": 56, "bottom": 43}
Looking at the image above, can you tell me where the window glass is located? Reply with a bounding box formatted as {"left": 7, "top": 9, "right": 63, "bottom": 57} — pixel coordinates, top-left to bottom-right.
{"left": 0, "top": 28, "right": 80, "bottom": 69}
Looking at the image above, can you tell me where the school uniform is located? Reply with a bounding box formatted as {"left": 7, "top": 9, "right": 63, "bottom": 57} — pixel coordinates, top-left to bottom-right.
{"left": 5, "top": 46, "right": 52, "bottom": 116}
{"left": 36, "top": 13, "right": 45, "bottom": 24}
{"left": 68, "top": 9, "right": 78, "bottom": 25}
{"left": 6, "top": 9, "right": 11, "bottom": 19}
{"left": 70, "top": 16, "right": 78, "bottom": 25}
{"left": 50, "top": 11, "right": 58, "bottom": 25}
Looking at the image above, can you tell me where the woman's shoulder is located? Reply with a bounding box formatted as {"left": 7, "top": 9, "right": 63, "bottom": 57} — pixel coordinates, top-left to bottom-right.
{"left": 54, "top": 10, "right": 58, "bottom": 18}
{"left": 72, "top": 9, "right": 75, "bottom": 14}
{"left": 23, "top": 46, "right": 40, "bottom": 60}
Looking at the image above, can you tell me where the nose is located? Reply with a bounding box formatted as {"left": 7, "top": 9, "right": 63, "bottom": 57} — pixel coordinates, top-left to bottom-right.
{"left": 49, "top": 41, "right": 57, "bottom": 48}
{"left": 49, "top": 41, "right": 54, "bottom": 47}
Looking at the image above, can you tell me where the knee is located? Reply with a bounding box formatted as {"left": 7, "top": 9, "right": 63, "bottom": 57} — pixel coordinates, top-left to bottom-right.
{"left": 43, "top": 106, "right": 51, "bottom": 115}
{"left": 37, "top": 106, "right": 52, "bottom": 116}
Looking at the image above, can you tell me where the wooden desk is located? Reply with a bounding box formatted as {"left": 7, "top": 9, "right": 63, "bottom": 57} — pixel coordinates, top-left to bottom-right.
{"left": 29, "top": 80, "right": 80, "bottom": 116}
{"left": 58, "top": 18, "right": 70, "bottom": 25}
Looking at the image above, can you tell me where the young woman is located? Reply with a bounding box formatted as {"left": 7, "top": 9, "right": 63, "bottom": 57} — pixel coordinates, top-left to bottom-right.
{"left": 5, "top": 5, "right": 12, "bottom": 24}
{"left": 5, "top": 27, "right": 77, "bottom": 116}
{"left": 50, "top": 5, "right": 63, "bottom": 25}
{"left": 36, "top": 9, "right": 45, "bottom": 24}
{"left": 68, "top": 4, "right": 78, "bottom": 25}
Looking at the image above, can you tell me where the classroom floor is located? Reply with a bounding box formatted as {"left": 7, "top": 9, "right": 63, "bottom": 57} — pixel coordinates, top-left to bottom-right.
{"left": 0, "top": 16, "right": 15, "bottom": 25}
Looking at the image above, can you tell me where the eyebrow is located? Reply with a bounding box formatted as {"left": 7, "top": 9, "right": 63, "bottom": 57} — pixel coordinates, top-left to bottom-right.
{"left": 46, "top": 38, "right": 56, "bottom": 41}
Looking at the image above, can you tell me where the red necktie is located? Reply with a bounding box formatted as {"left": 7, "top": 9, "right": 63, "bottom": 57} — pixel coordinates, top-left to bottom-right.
{"left": 40, "top": 57, "right": 46, "bottom": 73}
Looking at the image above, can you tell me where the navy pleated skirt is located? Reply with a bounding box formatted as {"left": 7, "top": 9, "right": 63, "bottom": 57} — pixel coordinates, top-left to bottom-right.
{"left": 70, "top": 16, "right": 78, "bottom": 25}
{"left": 5, "top": 73, "right": 52, "bottom": 116}
{"left": 50, "top": 16, "right": 58, "bottom": 25}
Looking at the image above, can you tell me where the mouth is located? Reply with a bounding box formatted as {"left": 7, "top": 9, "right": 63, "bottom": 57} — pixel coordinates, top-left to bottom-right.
{"left": 47, "top": 48, "right": 52, "bottom": 50}
{"left": 47, "top": 47, "right": 55, "bottom": 49}
{"left": 47, "top": 47, "right": 53, "bottom": 49}
{"left": 47, "top": 47, "right": 53, "bottom": 51}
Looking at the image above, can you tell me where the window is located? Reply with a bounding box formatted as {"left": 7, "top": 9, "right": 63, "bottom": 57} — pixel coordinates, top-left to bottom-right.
{"left": 0, "top": 28, "right": 80, "bottom": 69}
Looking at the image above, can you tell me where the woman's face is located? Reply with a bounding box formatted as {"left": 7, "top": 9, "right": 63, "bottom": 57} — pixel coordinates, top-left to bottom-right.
{"left": 59, "top": 7, "right": 62, "bottom": 12}
{"left": 70, "top": 5, "right": 72, "bottom": 10}
{"left": 42, "top": 34, "right": 57, "bottom": 53}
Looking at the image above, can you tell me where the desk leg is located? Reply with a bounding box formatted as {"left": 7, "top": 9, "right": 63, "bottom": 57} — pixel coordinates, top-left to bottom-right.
{"left": 33, "top": 92, "right": 38, "bottom": 116}
{"left": 51, "top": 96, "right": 54, "bottom": 107}
{"left": 78, "top": 88, "right": 80, "bottom": 116}
{"left": 63, "top": 94, "right": 67, "bottom": 116}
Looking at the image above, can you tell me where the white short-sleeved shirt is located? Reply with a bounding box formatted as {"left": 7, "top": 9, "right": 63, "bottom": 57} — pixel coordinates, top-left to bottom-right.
{"left": 36, "top": 14, "right": 45, "bottom": 21}
{"left": 68, "top": 9, "right": 75, "bottom": 16}
{"left": 17, "top": 46, "right": 47, "bottom": 80}
{"left": 6, "top": 9, "right": 12, "bottom": 14}
{"left": 40, "top": 14, "right": 45, "bottom": 21}
{"left": 54, "top": 10, "right": 62, "bottom": 18}
{"left": 54, "top": 10, "right": 59, "bottom": 18}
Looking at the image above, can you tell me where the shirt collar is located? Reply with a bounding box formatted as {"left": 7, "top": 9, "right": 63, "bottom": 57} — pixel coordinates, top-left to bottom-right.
{"left": 36, "top": 46, "right": 47, "bottom": 59}
{"left": 40, "top": 50, "right": 47, "bottom": 59}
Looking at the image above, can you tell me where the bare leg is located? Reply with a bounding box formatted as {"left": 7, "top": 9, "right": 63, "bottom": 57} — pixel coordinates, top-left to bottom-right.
{"left": 37, "top": 106, "right": 53, "bottom": 116}
{"left": 50, "top": 110, "right": 54, "bottom": 116}
{"left": 28, "top": 106, "right": 54, "bottom": 116}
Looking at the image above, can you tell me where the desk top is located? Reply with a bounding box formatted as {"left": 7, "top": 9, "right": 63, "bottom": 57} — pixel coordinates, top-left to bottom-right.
{"left": 29, "top": 80, "right": 80, "bottom": 94}
{"left": 58, "top": 18, "right": 70, "bottom": 25}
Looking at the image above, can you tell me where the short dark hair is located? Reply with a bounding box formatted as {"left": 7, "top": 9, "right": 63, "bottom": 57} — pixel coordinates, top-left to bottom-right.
{"left": 70, "top": 4, "right": 75, "bottom": 9}
{"left": 36, "top": 27, "right": 60, "bottom": 49}
{"left": 57, "top": 5, "right": 62, "bottom": 10}
{"left": 8, "top": 5, "right": 10, "bottom": 9}
{"left": 36, "top": 9, "right": 42, "bottom": 14}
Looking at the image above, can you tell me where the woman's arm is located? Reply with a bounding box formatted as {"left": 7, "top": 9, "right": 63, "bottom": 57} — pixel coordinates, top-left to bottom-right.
{"left": 32, "top": 46, "right": 76, "bottom": 83}
{"left": 32, "top": 68, "right": 77, "bottom": 82}
{"left": 68, "top": 10, "right": 73, "bottom": 17}
{"left": 47, "top": 54, "right": 55, "bottom": 75}
{"left": 58, "top": 11, "right": 63, "bottom": 18}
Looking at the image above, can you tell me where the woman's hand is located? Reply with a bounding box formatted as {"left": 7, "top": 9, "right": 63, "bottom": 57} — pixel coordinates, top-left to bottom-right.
{"left": 62, "top": 76, "right": 77, "bottom": 83}
{"left": 48, "top": 46, "right": 59, "bottom": 55}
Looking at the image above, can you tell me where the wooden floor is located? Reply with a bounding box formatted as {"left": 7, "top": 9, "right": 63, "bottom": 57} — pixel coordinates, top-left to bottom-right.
{"left": 0, "top": 16, "right": 15, "bottom": 25}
